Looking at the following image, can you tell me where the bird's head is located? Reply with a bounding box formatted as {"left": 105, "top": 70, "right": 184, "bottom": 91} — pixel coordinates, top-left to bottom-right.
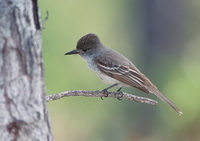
{"left": 65, "top": 33, "right": 102, "bottom": 57}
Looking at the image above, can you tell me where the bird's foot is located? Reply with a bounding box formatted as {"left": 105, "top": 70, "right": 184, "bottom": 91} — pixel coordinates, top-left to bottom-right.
{"left": 116, "top": 87, "right": 123, "bottom": 100}
{"left": 101, "top": 89, "right": 109, "bottom": 100}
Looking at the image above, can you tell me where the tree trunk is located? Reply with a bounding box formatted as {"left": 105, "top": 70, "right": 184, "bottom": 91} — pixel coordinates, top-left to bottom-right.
{"left": 0, "top": 0, "right": 53, "bottom": 141}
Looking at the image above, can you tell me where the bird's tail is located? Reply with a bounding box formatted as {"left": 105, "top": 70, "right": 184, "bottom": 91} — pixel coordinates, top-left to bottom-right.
{"left": 148, "top": 86, "right": 183, "bottom": 115}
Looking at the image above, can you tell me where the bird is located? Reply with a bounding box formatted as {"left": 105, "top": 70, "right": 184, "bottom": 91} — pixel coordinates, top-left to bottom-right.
{"left": 65, "top": 33, "right": 183, "bottom": 115}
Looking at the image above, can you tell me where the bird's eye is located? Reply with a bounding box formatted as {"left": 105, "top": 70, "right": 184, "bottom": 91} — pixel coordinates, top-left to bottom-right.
{"left": 82, "top": 48, "right": 88, "bottom": 52}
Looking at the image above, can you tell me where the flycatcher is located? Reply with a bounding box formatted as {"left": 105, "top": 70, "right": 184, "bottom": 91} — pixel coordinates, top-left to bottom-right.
{"left": 65, "top": 33, "right": 182, "bottom": 115}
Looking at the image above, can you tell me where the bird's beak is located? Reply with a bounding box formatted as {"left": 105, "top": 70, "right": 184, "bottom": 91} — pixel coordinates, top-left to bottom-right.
{"left": 64, "top": 49, "right": 79, "bottom": 55}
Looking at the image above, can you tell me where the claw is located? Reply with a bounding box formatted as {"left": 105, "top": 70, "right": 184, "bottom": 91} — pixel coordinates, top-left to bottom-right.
{"left": 116, "top": 87, "right": 123, "bottom": 100}
{"left": 101, "top": 89, "right": 109, "bottom": 100}
{"left": 102, "top": 89, "right": 109, "bottom": 97}
{"left": 117, "top": 91, "right": 123, "bottom": 100}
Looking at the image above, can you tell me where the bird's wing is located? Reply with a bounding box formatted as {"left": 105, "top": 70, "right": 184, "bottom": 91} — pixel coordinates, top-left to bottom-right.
{"left": 94, "top": 52, "right": 150, "bottom": 93}
{"left": 94, "top": 49, "right": 183, "bottom": 115}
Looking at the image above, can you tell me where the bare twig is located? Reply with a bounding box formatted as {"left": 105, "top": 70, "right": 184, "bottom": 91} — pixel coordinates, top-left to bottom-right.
{"left": 41, "top": 11, "right": 49, "bottom": 29}
{"left": 46, "top": 90, "right": 158, "bottom": 106}
{"left": 42, "top": 11, "right": 49, "bottom": 24}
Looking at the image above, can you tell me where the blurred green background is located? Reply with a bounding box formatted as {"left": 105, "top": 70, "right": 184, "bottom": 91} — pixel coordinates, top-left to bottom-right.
{"left": 39, "top": 0, "right": 200, "bottom": 141}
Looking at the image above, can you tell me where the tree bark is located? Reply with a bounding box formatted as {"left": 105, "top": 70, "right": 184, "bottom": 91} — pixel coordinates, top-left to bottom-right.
{"left": 0, "top": 0, "right": 53, "bottom": 141}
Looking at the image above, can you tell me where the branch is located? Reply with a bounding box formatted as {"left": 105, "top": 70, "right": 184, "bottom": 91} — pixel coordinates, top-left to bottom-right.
{"left": 46, "top": 90, "right": 158, "bottom": 106}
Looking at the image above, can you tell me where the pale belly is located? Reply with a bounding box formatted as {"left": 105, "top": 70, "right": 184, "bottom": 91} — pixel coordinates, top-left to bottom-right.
{"left": 84, "top": 56, "right": 127, "bottom": 87}
{"left": 94, "top": 69, "right": 120, "bottom": 84}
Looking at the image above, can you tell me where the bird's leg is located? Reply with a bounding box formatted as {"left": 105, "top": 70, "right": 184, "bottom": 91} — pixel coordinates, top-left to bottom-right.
{"left": 101, "top": 83, "right": 119, "bottom": 100}
{"left": 116, "top": 87, "right": 123, "bottom": 100}
{"left": 102, "top": 83, "right": 119, "bottom": 94}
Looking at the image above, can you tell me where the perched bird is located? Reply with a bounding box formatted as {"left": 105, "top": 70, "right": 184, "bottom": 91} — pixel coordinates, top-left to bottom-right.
{"left": 65, "top": 33, "right": 182, "bottom": 115}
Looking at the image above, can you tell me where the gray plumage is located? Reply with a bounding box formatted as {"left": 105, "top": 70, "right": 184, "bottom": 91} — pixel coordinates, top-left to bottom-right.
{"left": 65, "top": 33, "right": 183, "bottom": 115}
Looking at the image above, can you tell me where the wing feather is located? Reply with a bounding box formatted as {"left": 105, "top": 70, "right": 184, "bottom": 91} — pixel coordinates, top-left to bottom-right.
{"left": 95, "top": 58, "right": 149, "bottom": 93}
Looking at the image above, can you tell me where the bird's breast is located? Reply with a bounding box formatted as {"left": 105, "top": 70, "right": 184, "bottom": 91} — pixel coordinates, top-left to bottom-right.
{"left": 83, "top": 56, "right": 126, "bottom": 86}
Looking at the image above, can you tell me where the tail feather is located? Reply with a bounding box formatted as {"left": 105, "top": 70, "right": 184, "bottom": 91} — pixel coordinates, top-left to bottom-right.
{"left": 149, "top": 86, "right": 183, "bottom": 115}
